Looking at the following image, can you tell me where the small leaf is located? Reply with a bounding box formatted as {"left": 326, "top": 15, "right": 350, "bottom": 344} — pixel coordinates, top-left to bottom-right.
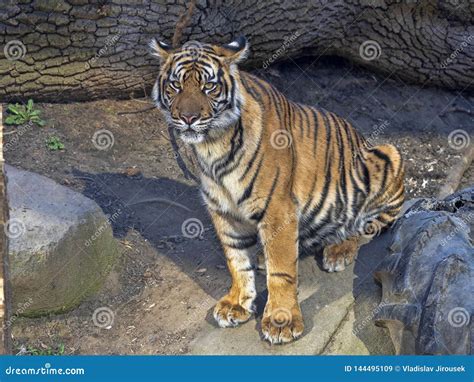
{"left": 7, "top": 105, "right": 20, "bottom": 115}
{"left": 4, "top": 115, "right": 19, "bottom": 125}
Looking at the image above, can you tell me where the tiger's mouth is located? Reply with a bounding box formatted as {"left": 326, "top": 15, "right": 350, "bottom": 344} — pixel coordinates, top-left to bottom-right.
{"left": 177, "top": 127, "right": 208, "bottom": 144}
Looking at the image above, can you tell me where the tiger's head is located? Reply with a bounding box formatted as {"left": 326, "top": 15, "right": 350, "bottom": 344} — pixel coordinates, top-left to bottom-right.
{"left": 150, "top": 37, "right": 249, "bottom": 144}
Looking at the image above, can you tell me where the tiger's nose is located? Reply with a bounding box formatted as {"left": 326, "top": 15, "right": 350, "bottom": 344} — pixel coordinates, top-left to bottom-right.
{"left": 180, "top": 113, "right": 200, "bottom": 125}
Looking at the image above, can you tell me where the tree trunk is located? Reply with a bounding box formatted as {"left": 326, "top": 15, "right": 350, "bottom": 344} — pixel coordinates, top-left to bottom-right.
{"left": 0, "top": 106, "right": 12, "bottom": 354}
{"left": 0, "top": 0, "right": 472, "bottom": 102}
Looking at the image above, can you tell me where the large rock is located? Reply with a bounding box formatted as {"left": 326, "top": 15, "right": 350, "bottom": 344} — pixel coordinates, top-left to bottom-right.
{"left": 5, "top": 165, "right": 120, "bottom": 316}
{"left": 374, "top": 187, "right": 473, "bottom": 355}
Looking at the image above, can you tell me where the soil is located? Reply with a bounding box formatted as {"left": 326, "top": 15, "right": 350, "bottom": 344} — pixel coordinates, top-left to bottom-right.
{"left": 5, "top": 55, "right": 473, "bottom": 355}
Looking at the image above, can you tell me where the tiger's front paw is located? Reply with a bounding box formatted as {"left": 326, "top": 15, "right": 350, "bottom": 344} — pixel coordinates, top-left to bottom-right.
{"left": 261, "top": 304, "right": 304, "bottom": 344}
{"left": 213, "top": 297, "right": 253, "bottom": 328}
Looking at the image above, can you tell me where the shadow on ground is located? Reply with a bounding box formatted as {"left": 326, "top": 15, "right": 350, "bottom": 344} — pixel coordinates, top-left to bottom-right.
{"left": 73, "top": 169, "right": 394, "bottom": 354}
{"left": 73, "top": 169, "right": 229, "bottom": 302}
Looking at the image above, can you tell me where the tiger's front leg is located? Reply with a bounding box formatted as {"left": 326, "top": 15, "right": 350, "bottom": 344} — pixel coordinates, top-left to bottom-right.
{"left": 259, "top": 204, "right": 304, "bottom": 344}
{"left": 210, "top": 211, "right": 258, "bottom": 328}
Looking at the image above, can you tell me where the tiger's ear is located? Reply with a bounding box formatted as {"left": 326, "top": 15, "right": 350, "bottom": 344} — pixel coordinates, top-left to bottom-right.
{"left": 149, "top": 38, "right": 173, "bottom": 61}
{"left": 218, "top": 36, "right": 249, "bottom": 64}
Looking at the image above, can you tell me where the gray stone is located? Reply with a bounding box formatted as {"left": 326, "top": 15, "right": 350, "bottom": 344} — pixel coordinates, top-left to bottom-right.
{"left": 374, "top": 187, "right": 473, "bottom": 355}
{"left": 5, "top": 165, "right": 120, "bottom": 317}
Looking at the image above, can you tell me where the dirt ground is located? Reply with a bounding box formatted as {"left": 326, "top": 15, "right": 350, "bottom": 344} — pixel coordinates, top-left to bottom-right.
{"left": 5, "top": 55, "right": 473, "bottom": 355}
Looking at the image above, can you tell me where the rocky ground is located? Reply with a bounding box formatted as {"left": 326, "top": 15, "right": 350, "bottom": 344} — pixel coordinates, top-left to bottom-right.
{"left": 4, "top": 55, "right": 473, "bottom": 355}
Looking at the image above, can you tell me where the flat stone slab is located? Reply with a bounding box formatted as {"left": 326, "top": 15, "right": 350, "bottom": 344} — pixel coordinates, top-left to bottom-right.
{"left": 189, "top": 227, "right": 397, "bottom": 355}
{"left": 6, "top": 165, "right": 120, "bottom": 316}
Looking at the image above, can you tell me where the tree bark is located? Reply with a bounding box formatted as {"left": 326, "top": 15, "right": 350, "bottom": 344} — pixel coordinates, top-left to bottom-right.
{"left": 0, "top": 106, "right": 12, "bottom": 354}
{"left": 0, "top": 0, "right": 473, "bottom": 102}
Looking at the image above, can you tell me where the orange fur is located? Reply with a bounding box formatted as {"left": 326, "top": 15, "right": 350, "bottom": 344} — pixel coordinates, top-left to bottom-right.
{"left": 151, "top": 38, "right": 405, "bottom": 344}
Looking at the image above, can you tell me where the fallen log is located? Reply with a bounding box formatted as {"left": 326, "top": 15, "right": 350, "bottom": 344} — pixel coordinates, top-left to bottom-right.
{"left": 0, "top": 0, "right": 473, "bottom": 102}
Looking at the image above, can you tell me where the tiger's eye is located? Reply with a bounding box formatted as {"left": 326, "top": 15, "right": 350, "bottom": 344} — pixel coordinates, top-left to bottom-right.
{"left": 204, "top": 82, "right": 216, "bottom": 91}
{"left": 171, "top": 81, "right": 181, "bottom": 89}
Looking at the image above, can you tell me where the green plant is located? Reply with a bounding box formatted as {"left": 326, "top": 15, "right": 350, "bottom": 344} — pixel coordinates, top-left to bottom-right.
{"left": 46, "top": 136, "right": 65, "bottom": 151}
{"left": 5, "top": 99, "right": 45, "bottom": 127}
{"left": 24, "top": 343, "right": 65, "bottom": 356}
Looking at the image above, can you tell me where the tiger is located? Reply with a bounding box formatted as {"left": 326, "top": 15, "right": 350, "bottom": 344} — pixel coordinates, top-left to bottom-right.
{"left": 150, "top": 36, "right": 405, "bottom": 344}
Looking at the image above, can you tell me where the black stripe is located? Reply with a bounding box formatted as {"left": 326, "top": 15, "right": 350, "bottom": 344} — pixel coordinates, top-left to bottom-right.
{"left": 201, "top": 188, "right": 220, "bottom": 207}
{"left": 212, "top": 208, "right": 247, "bottom": 224}
{"left": 240, "top": 74, "right": 264, "bottom": 105}
{"left": 239, "top": 266, "right": 256, "bottom": 272}
{"left": 239, "top": 137, "right": 262, "bottom": 181}
{"left": 298, "top": 104, "right": 310, "bottom": 139}
{"left": 332, "top": 115, "right": 348, "bottom": 214}
{"left": 302, "top": 110, "right": 331, "bottom": 215}
{"left": 238, "top": 156, "right": 264, "bottom": 205}
{"left": 269, "top": 272, "right": 295, "bottom": 284}
{"left": 225, "top": 237, "right": 258, "bottom": 249}
{"left": 212, "top": 120, "right": 243, "bottom": 178}
{"left": 312, "top": 109, "right": 319, "bottom": 155}
{"left": 249, "top": 168, "right": 280, "bottom": 222}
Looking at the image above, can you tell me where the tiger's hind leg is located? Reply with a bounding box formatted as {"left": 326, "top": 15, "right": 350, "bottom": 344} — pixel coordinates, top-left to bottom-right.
{"left": 322, "top": 143, "right": 405, "bottom": 272}
{"left": 322, "top": 236, "right": 360, "bottom": 273}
